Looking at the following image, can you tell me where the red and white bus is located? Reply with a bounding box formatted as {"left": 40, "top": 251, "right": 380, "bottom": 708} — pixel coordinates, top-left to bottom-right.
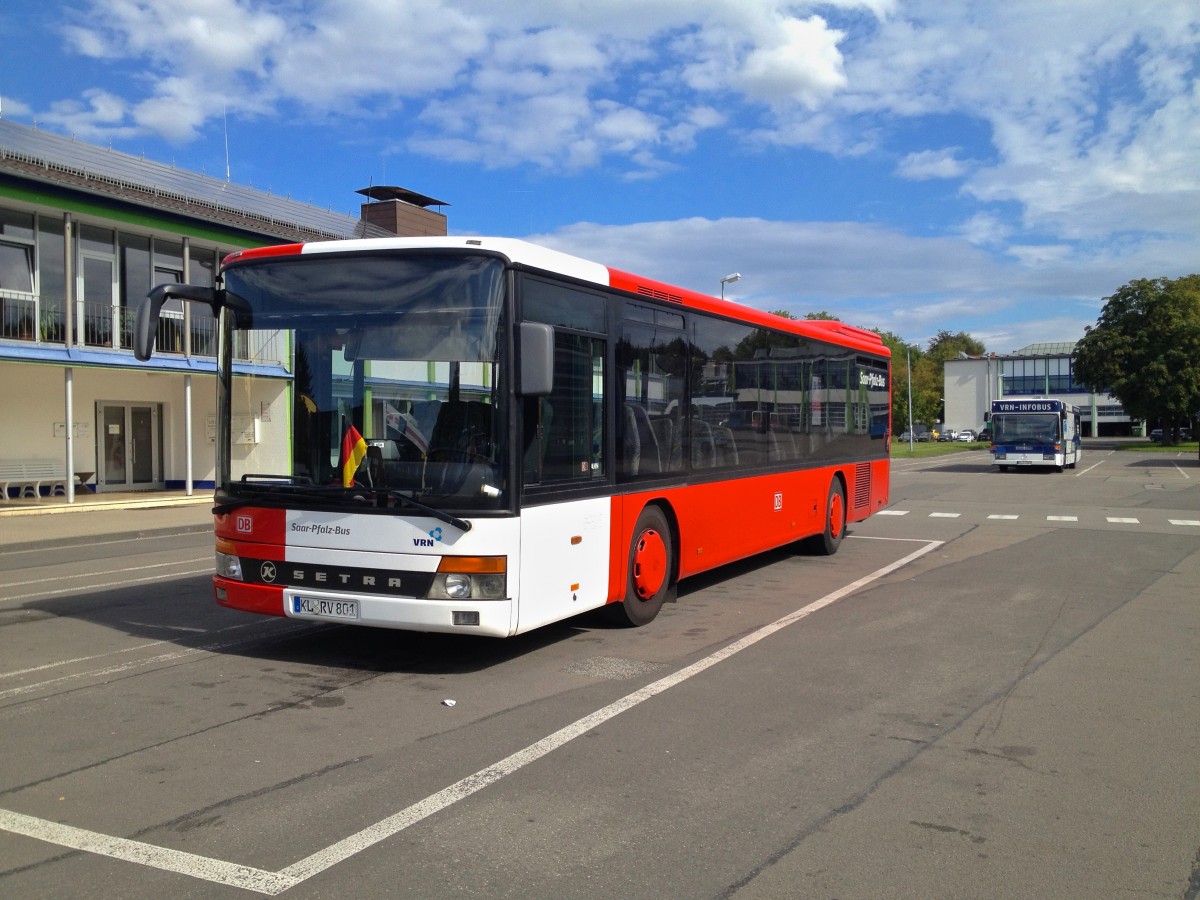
{"left": 136, "top": 237, "right": 890, "bottom": 636}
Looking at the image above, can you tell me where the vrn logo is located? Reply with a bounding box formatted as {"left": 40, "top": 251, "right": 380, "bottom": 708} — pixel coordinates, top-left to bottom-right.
{"left": 413, "top": 527, "right": 444, "bottom": 548}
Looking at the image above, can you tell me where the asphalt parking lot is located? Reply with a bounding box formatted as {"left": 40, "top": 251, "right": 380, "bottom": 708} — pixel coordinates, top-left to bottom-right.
{"left": 1, "top": 446, "right": 1197, "bottom": 898}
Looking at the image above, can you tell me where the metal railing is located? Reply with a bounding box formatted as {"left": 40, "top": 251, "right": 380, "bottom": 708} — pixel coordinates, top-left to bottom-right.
{"left": 0, "top": 296, "right": 285, "bottom": 366}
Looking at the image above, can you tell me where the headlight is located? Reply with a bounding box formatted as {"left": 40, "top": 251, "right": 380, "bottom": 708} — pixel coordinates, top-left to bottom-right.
{"left": 443, "top": 573, "right": 472, "bottom": 599}
{"left": 427, "top": 557, "right": 507, "bottom": 600}
{"left": 216, "top": 550, "right": 244, "bottom": 580}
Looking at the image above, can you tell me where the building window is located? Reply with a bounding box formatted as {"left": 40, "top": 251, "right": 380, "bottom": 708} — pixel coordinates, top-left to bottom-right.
{"left": 0, "top": 209, "right": 35, "bottom": 294}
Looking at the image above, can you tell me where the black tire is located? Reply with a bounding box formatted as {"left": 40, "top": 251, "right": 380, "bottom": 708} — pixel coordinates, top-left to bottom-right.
{"left": 998, "top": 465, "right": 1009, "bottom": 472}
{"left": 607, "top": 505, "right": 674, "bottom": 627}
{"left": 807, "top": 478, "right": 846, "bottom": 556}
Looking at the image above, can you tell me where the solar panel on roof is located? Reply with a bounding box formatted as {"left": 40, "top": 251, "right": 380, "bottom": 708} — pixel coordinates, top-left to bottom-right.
{"left": 0, "top": 119, "right": 378, "bottom": 239}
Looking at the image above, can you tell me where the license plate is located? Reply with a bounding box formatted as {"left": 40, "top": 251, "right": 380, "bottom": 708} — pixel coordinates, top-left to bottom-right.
{"left": 292, "top": 596, "right": 359, "bottom": 620}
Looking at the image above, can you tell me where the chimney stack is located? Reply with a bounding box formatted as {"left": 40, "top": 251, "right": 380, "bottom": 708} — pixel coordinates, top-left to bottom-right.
{"left": 357, "top": 186, "right": 448, "bottom": 236}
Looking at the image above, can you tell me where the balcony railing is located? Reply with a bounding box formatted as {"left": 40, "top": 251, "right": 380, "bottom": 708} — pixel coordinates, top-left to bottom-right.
{"left": 0, "top": 295, "right": 285, "bottom": 366}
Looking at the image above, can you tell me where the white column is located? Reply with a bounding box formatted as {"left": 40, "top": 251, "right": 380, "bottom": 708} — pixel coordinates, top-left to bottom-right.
{"left": 65, "top": 367, "right": 75, "bottom": 503}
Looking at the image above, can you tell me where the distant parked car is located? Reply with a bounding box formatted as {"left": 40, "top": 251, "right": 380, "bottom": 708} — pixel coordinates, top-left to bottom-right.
{"left": 956, "top": 429, "right": 975, "bottom": 442}
{"left": 977, "top": 427, "right": 992, "bottom": 442}
{"left": 938, "top": 429, "right": 957, "bottom": 442}
{"left": 917, "top": 429, "right": 932, "bottom": 442}
{"left": 899, "top": 430, "right": 916, "bottom": 442}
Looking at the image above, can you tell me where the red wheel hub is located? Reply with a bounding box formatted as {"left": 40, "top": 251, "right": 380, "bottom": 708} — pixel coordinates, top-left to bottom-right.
{"left": 828, "top": 492, "right": 844, "bottom": 536}
{"left": 632, "top": 528, "right": 668, "bottom": 600}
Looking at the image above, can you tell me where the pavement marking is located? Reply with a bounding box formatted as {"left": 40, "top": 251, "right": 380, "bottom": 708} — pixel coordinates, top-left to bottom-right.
{"left": 987, "top": 514, "right": 1019, "bottom": 520}
{"left": 1172, "top": 462, "right": 1191, "bottom": 479}
{"left": 877, "top": 510, "right": 909, "bottom": 516}
{"left": 1168, "top": 519, "right": 1200, "bottom": 526}
{"left": 928, "top": 512, "right": 960, "bottom": 518}
{"left": 1106, "top": 517, "right": 1140, "bottom": 524}
{"left": 1046, "top": 515, "right": 1078, "bottom": 522}
{"left": 0, "top": 621, "right": 267, "bottom": 682}
{"left": 1075, "top": 460, "right": 1105, "bottom": 476}
{"left": 0, "top": 538, "right": 943, "bottom": 895}
{"left": 0, "top": 623, "right": 318, "bottom": 702}
{"left": 2, "top": 557, "right": 213, "bottom": 590}
{"left": 0, "top": 809, "right": 296, "bottom": 895}
{"left": 0, "top": 568, "right": 213, "bottom": 605}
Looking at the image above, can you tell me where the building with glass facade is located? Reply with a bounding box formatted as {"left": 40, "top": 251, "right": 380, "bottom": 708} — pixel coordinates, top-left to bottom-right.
{"left": 0, "top": 119, "right": 446, "bottom": 499}
{"left": 944, "top": 342, "right": 1133, "bottom": 438}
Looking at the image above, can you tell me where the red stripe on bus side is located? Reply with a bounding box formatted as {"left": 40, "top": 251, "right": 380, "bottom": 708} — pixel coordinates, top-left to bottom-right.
{"left": 606, "top": 464, "right": 886, "bottom": 604}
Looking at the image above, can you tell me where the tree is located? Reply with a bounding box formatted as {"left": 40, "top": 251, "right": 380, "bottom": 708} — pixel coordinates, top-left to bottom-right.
{"left": 1073, "top": 276, "right": 1200, "bottom": 443}
{"left": 926, "top": 329, "right": 986, "bottom": 364}
{"left": 870, "top": 329, "right": 918, "bottom": 434}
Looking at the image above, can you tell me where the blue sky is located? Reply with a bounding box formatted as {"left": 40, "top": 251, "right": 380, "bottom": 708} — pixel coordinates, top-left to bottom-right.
{"left": 3, "top": 0, "right": 1198, "bottom": 352}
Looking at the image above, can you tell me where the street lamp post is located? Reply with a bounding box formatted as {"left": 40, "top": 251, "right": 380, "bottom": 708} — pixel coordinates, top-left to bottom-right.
{"left": 720, "top": 272, "right": 741, "bottom": 298}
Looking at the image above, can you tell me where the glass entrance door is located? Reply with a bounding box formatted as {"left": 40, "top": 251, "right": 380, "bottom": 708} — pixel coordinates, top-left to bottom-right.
{"left": 97, "top": 403, "right": 163, "bottom": 491}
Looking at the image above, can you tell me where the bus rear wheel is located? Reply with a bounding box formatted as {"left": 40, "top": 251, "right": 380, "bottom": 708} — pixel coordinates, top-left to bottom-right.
{"left": 608, "top": 505, "right": 674, "bottom": 627}
{"left": 806, "top": 478, "right": 846, "bottom": 556}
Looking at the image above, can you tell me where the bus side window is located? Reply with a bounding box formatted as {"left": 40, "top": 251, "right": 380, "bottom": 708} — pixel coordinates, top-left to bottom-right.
{"left": 524, "top": 332, "right": 605, "bottom": 485}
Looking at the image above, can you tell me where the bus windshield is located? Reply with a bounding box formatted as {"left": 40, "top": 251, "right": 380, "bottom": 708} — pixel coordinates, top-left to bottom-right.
{"left": 992, "top": 412, "right": 1060, "bottom": 445}
{"left": 219, "top": 252, "right": 509, "bottom": 512}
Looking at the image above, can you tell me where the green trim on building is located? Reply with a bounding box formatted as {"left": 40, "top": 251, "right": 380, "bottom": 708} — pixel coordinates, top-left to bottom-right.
{"left": 0, "top": 181, "right": 268, "bottom": 248}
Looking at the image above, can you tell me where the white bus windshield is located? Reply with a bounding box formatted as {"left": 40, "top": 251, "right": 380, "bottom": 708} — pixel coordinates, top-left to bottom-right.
{"left": 992, "top": 412, "right": 1060, "bottom": 445}
{"left": 218, "top": 252, "right": 509, "bottom": 512}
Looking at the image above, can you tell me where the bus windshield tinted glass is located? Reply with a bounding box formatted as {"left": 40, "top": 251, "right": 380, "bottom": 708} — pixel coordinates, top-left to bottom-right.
{"left": 992, "top": 413, "right": 1060, "bottom": 445}
{"left": 220, "top": 252, "right": 509, "bottom": 511}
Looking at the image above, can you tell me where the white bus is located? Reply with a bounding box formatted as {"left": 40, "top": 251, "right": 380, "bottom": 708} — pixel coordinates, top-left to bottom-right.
{"left": 990, "top": 399, "right": 1081, "bottom": 472}
{"left": 134, "top": 237, "right": 891, "bottom": 637}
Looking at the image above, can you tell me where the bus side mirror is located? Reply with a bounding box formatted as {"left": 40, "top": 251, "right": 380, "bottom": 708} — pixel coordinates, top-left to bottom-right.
{"left": 135, "top": 283, "right": 219, "bottom": 361}
{"left": 517, "top": 322, "right": 554, "bottom": 396}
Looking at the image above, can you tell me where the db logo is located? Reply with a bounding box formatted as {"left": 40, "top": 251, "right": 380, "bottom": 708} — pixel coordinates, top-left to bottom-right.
{"left": 236, "top": 515, "right": 253, "bottom": 533}
{"left": 773, "top": 492, "right": 783, "bottom": 511}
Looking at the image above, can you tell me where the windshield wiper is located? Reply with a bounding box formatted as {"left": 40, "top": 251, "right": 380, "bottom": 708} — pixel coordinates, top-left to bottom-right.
{"left": 378, "top": 490, "right": 472, "bottom": 532}
{"left": 213, "top": 476, "right": 348, "bottom": 515}
{"left": 213, "top": 479, "right": 471, "bottom": 532}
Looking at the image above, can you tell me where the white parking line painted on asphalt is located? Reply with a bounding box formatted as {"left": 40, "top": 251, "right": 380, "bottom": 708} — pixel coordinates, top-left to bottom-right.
{"left": 928, "top": 512, "right": 960, "bottom": 518}
{"left": 1168, "top": 519, "right": 1200, "bottom": 526}
{"left": 1172, "top": 462, "right": 1191, "bottom": 479}
{"left": 0, "top": 809, "right": 295, "bottom": 894}
{"left": 1047, "top": 516, "right": 1078, "bottom": 521}
{"left": 2, "top": 557, "right": 212, "bottom": 591}
{"left": 987, "top": 515, "right": 1019, "bottom": 520}
{"left": 0, "top": 568, "right": 214, "bottom": 605}
{"left": 1075, "top": 460, "right": 1105, "bottom": 476}
{"left": 1106, "top": 517, "right": 1140, "bottom": 524}
{"left": 877, "top": 510, "right": 909, "bottom": 516}
{"left": 0, "top": 538, "right": 943, "bottom": 895}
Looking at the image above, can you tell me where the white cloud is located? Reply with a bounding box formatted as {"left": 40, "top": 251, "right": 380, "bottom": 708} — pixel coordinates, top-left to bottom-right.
{"left": 896, "top": 148, "right": 967, "bottom": 180}
{"left": 527, "top": 213, "right": 1196, "bottom": 347}
{"left": 735, "top": 15, "right": 848, "bottom": 107}
{"left": 20, "top": 0, "right": 1200, "bottom": 347}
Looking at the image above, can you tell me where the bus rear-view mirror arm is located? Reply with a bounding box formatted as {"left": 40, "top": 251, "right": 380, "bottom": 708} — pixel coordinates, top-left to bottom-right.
{"left": 134, "top": 283, "right": 220, "bottom": 361}
{"left": 518, "top": 321, "right": 554, "bottom": 396}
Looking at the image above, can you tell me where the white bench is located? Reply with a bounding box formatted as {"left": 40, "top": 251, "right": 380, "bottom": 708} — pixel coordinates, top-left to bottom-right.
{"left": 0, "top": 460, "right": 70, "bottom": 501}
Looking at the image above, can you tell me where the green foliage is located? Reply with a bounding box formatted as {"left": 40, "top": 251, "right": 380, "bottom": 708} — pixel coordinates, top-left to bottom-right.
{"left": 926, "top": 329, "right": 986, "bottom": 363}
{"left": 1074, "top": 275, "right": 1200, "bottom": 441}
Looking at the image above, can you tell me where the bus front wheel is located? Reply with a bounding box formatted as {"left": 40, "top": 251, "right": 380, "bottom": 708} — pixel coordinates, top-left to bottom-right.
{"left": 807, "top": 478, "right": 846, "bottom": 556}
{"left": 609, "top": 505, "right": 674, "bottom": 627}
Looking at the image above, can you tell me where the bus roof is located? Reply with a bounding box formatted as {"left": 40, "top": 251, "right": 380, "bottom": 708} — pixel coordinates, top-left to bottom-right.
{"left": 224, "top": 236, "right": 889, "bottom": 357}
